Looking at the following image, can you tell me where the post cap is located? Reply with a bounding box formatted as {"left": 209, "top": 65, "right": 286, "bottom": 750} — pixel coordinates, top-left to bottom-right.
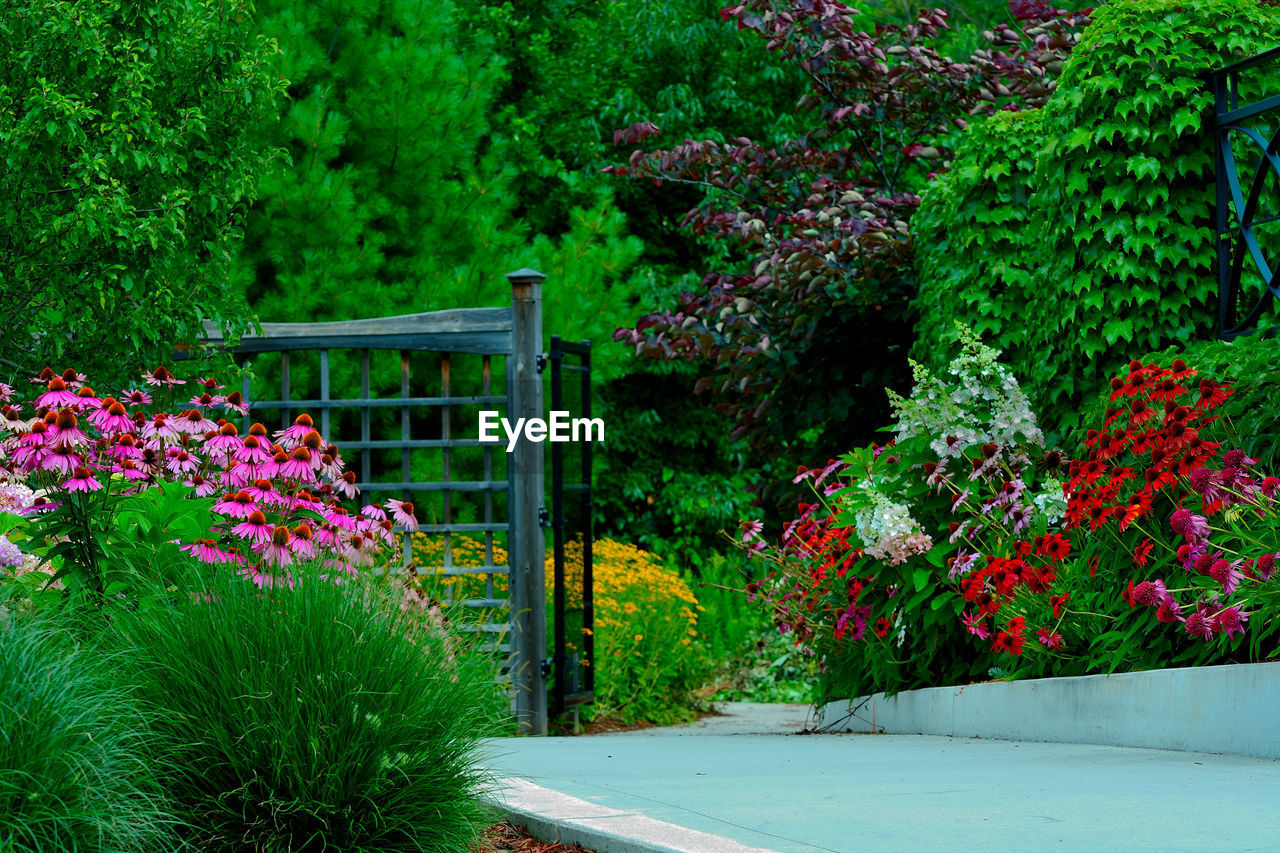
{"left": 505, "top": 268, "right": 547, "bottom": 283}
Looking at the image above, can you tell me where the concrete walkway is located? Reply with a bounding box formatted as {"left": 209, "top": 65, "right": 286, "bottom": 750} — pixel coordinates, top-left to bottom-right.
{"left": 481, "top": 702, "right": 1280, "bottom": 853}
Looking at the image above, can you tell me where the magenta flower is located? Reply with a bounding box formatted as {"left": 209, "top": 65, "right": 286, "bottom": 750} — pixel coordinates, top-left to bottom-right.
{"left": 1036, "top": 629, "right": 1064, "bottom": 650}
{"left": 253, "top": 525, "right": 294, "bottom": 567}
{"left": 89, "top": 398, "right": 135, "bottom": 435}
{"left": 175, "top": 408, "right": 217, "bottom": 435}
{"left": 233, "top": 434, "right": 273, "bottom": 465}
{"left": 231, "top": 510, "right": 274, "bottom": 544}
{"left": 1209, "top": 560, "right": 1246, "bottom": 595}
{"left": 120, "top": 388, "right": 153, "bottom": 407}
{"left": 274, "top": 414, "right": 317, "bottom": 448}
{"left": 164, "top": 448, "right": 200, "bottom": 476}
{"left": 1170, "top": 508, "right": 1210, "bottom": 544}
{"left": 1212, "top": 605, "right": 1250, "bottom": 640}
{"left": 203, "top": 423, "right": 243, "bottom": 459}
{"left": 39, "top": 442, "right": 82, "bottom": 476}
{"left": 62, "top": 466, "right": 102, "bottom": 492}
{"left": 213, "top": 490, "right": 257, "bottom": 519}
{"left": 323, "top": 506, "right": 358, "bottom": 532}
{"left": 47, "top": 410, "right": 88, "bottom": 446}
{"left": 34, "top": 377, "right": 81, "bottom": 409}
{"left": 274, "top": 447, "right": 314, "bottom": 483}
{"left": 961, "top": 611, "right": 989, "bottom": 639}
{"left": 386, "top": 498, "right": 419, "bottom": 531}
{"left": 143, "top": 366, "right": 185, "bottom": 388}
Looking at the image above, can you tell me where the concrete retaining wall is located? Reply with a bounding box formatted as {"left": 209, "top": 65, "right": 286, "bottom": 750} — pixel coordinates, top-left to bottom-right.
{"left": 820, "top": 662, "right": 1280, "bottom": 759}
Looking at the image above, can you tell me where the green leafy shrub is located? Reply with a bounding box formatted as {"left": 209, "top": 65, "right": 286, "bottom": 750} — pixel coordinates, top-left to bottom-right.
{"left": 0, "top": 613, "right": 177, "bottom": 852}
{"left": 912, "top": 109, "right": 1044, "bottom": 358}
{"left": 0, "top": 0, "right": 285, "bottom": 384}
{"left": 110, "top": 574, "right": 502, "bottom": 852}
{"left": 913, "top": 0, "right": 1280, "bottom": 436}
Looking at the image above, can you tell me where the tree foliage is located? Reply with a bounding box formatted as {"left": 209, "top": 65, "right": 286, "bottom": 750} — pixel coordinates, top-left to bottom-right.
{"left": 609, "top": 0, "right": 1087, "bottom": 466}
{"left": 0, "top": 0, "right": 285, "bottom": 385}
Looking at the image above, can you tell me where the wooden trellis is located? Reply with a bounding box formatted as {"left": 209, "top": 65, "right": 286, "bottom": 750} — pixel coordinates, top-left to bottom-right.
{"left": 201, "top": 270, "right": 551, "bottom": 734}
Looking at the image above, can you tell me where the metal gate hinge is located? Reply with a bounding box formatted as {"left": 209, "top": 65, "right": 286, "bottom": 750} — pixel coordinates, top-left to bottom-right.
{"left": 536, "top": 353, "right": 548, "bottom": 373}
{"left": 541, "top": 657, "right": 554, "bottom": 677}
{"left": 538, "top": 507, "right": 551, "bottom": 527}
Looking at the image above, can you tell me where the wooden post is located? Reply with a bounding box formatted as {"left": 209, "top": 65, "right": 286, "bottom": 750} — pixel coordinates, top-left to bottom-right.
{"left": 506, "top": 268, "right": 548, "bottom": 735}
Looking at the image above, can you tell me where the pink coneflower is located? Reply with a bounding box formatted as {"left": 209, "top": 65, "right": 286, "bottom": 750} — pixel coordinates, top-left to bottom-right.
{"left": 143, "top": 365, "right": 184, "bottom": 387}
{"left": 111, "top": 460, "right": 150, "bottom": 482}
{"left": 238, "top": 565, "right": 293, "bottom": 590}
{"left": 253, "top": 525, "right": 294, "bottom": 567}
{"left": 39, "top": 442, "right": 82, "bottom": 476}
{"left": 323, "top": 506, "right": 357, "bottom": 531}
{"left": 184, "top": 473, "right": 218, "bottom": 497}
{"left": 220, "top": 390, "right": 249, "bottom": 415}
{"left": 175, "top": 408, "right": 217, "bottom": 435}
{"left": 1169, "top": 508, "right": 1210, "bottom": 543}
{"left": 203, "top": 422, "right": 243, "bottom": 459}
{"left": 245, "top": 478, "right": 285, "bottom": 507}
{"left": 218, "top": 463, "right": 250, "bottom": 490}
{"left": 386, "top": 498, "right": 419, "bottom": 531}
{"left": 361, "top": 504, "right": 387, "bottom": 522}
{"left": 120, "top": 388, "right": 152, "bottom": 407}
{"left": 343, "top": 533, "right": 375, "bottom": 568}
{"left": 1184, "top": 604, "right": 1218, "bottom": 640}
{"left": 1209, "top": 560, "right": 1246, "bottom": 595}
{"left": 89, "top": 398, "right": 134, "bottom": 434}
{"left": 213, "top": 490, "right": 258, "bottom": 518}
{"left": 274, "top": 413, "right": 317, "bottom": 448}
{"left": 63, "top": 465, "right": 101, "bottom": 492}
{"left": 231, "top": 510, "right": 274, "bottom": 544}
{"left": 0, "top": 383, "right": 12, "bottom": 402}
{"left": 195, "top": 377, "right": 226, "bottom": 392}
{"left": 164, "top": 447, "right": 200, "bottom": 476}
{"left": 182, "top": 538, "right": 232, "bottom": 564}
{"left": 70, "top": 385, "right": 101, "bottom": 411}
{"left": 46, "top": 409, "right": 88, "bottom": 446}
{"left": 188, "top": 391, "right": 218, "bottom": 409}
{"left": 233, "top": 434, "right": 273, "bottom": 465}
{"left": 336, "top": 470, "right": 358, "bottom": 499}
{"left": 35, "top": 377, "right": 80, "bottom": 409}
{"left": 318, "top": 445, "right": 344, "bottom": 479}
{"left": 277, "top": 446, "right": 315, "bottom": 482}
{"left": 58, "top": 368, "right": 86, "bottom": 388}
{"left": 1131, "top": 579, "right": 1169, "bottom": 608}
{"left": 141, "top": 413, "right": 179, "bottom": 444}
{"left": 289, "top": 523, "right": 317, "bottom": 559}
{"left": 312, "top": 523, "right": 340, "bottom": 549}
{"left": 1256, "top": 553, "right": 1277, "bottom": 581}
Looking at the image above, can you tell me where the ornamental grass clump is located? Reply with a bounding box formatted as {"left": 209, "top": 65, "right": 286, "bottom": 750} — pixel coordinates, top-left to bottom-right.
{"left": 110, "top": 571, "right": 500, "bottom": 853}
{"left": 0, "top": 612, "right": 178, "bottom": 852}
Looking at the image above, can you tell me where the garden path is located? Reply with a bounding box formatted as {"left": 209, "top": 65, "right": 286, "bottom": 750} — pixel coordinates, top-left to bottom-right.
{"left": 481, "top": 701, "right": 1280, "bottom": 852}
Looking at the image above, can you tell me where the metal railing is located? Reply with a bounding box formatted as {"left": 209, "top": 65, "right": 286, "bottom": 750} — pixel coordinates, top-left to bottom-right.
{"left": 1208, "top": 45, "right": 1280, "bottom": 339}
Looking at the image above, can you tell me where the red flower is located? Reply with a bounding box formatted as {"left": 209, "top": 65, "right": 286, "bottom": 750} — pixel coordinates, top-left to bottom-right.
{"left": 1121, "top": 579, "right": 1137, "bottom": 609}
{"left": 874, "top": 617, "right": 892, "bottom": 638}
{"left": 1035, "top": 534, "right": 1071, "bottom": 563}
{"left": 1049, "top": 593, "right": 1070, "bottom": 618}
{"left": 1036, "top": 628, "right": 1065, "bottom": 650}
{"left": 1132, "top": 539, "right": 1153, "bottom": 569}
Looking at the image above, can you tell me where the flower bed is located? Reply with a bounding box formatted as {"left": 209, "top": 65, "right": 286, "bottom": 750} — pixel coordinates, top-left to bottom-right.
{"left": 742, "top": 328, "right": 1280, "bottom": 701}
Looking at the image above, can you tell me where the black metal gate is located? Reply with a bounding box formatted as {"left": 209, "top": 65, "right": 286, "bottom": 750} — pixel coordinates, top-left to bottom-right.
{"left": 547, "top": 336, "right": 595, "bottom": 718}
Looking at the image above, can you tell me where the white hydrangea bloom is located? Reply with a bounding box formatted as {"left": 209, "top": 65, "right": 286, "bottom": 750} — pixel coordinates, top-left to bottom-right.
{"left": 889, "top": 323, "right": 1042, "bottom": 454}
{"left": 1032, "top": 478, "right": 1068, "bottom": 524}
{"left": 852, "top": 490, "right": 933, "bottom": 566}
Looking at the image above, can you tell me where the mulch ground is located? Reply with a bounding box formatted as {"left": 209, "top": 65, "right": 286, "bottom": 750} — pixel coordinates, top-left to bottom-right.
{"left": 472, "top": 820, "right": 594, "bottom": 853}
